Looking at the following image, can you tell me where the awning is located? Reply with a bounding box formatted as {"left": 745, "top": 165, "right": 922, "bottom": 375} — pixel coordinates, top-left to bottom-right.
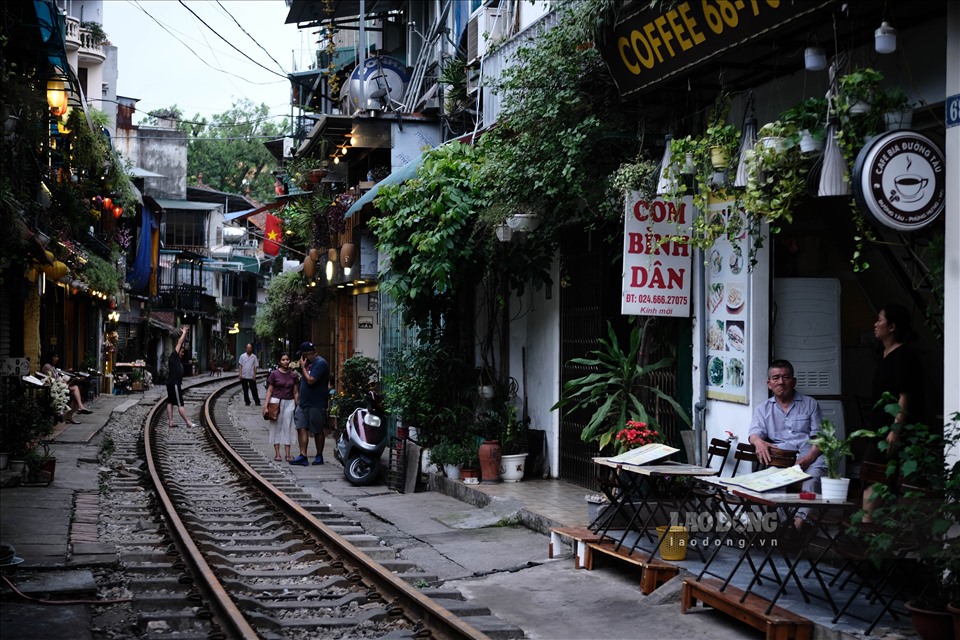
{"left": 224, "top": 201, "right": 284, "bottom": 223}
{"left": 130, "top": 166, "right": 164, "bottom": 178}
{"left": 344, "top": 152, "right": 425, "bottom": 219}
{"left": 202, "top": 256, "right": 260, "bottom": 274}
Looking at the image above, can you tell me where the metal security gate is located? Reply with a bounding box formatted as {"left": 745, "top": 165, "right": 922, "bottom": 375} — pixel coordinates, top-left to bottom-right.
{"left": 557, "top": 229, "right": 690, "bottom": 489}
{"left": 558, "top": 228, "right": 622, "bottom": 489}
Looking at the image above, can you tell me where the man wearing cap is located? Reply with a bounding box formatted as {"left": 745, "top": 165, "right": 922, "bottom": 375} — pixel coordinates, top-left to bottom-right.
{"left": 290, "top": 341, "right": 329, "bottom": 466}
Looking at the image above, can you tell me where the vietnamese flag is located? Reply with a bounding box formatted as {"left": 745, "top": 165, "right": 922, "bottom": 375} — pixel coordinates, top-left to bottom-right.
{"left": 264, "top": 214, "right": 282, "bottom": 256}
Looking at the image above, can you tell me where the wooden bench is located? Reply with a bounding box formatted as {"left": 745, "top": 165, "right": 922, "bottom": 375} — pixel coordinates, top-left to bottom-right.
{"left": 586, "top": 540, "right": 679, "bottom": 594}
{"left": 548, "top": 527, "right": 603, "bottom": 569}
{"left": 681, "top": 577, "right": 812, "bottom": 640}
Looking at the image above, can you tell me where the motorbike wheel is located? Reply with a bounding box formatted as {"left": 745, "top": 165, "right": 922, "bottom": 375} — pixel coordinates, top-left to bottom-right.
{"left": 344, "top": 455, "right": 380, "bottom": 486}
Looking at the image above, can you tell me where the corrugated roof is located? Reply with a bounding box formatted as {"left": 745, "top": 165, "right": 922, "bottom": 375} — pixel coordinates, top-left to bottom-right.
{"left": 153, "top": 198, "right": 219, "bottom": 211}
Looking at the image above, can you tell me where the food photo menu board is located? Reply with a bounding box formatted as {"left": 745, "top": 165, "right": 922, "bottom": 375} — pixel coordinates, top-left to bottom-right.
{"left": 705, "top": 196, "right": 749, "bottom": 404}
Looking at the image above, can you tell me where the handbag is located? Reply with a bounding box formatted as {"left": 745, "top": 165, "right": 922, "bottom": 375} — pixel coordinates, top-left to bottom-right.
{"left": 263, "top": 401, "right": 280, "bottom": 421}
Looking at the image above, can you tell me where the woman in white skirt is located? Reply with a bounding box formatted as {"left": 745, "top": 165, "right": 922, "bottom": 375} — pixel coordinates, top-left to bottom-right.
{"left": 263, "top": 353, "right": 299, "bottom": 461}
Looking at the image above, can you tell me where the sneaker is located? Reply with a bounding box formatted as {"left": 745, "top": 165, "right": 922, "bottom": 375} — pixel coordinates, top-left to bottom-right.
{"left": 312, "top": 455, "right": 324, "bottom": 465}
{"left": 290, "top": 455, "right": 309, "bottom": 466}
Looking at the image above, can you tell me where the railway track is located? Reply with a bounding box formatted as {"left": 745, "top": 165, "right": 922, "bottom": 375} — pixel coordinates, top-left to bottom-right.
{"left": 93, "top": 376, "right": 515, "bottom": 639}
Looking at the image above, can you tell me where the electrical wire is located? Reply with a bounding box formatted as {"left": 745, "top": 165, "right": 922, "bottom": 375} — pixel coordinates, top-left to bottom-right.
{"left": 177, "top": 1, "right": 289, "bottom": 82}
{"left": 214, "top": 0, "right": 289, "bottom": 76}
{"left": 130, "top": 1, "right": 285, "bottom": 85}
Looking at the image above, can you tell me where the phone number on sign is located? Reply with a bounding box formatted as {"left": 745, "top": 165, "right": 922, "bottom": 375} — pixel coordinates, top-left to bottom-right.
{"left": 626, "top": 294, "right": 688, "bottom": 305}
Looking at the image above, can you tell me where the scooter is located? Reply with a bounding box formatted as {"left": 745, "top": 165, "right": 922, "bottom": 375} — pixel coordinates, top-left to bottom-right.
{"left": 335, "top": 406, "right": 386, "bottom": 486}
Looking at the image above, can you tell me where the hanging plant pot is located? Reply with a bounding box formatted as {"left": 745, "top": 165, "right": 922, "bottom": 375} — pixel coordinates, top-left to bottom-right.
{"left": 799, "top": 130, "right": 824, "bottom": 155}
{"left": 709, "top": 146, "right": 729, "bottom": 170}
{"left": 759, "top": 136, "right": 787, "bottom": 153}
{"left": 848, "top": 100, "right": 871, "bottom": 115}
{"left": 884, "top": 109, "right": 913, "bottom": 131}
{"left": 681, "top": 152, "right": 696, "bottom": 174}
{"left": 506, "top": 214, "right": 540, "bottom": 233}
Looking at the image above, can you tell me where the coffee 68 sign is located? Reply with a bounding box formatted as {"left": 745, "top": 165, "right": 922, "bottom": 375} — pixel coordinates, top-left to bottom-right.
{"left": 621, "top": 193, "right": 693, "bottom": 317}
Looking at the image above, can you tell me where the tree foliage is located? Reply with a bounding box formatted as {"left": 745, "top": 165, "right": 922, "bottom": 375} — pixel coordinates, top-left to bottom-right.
{"left": 368, "top": 141, "right": 487, "bottom": 331}
{"left": 183, "top": 99, "right": 287, "bottom": 203}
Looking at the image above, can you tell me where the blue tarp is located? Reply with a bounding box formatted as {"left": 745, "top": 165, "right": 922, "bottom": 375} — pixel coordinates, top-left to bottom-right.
{"left": 126, "top": 205, "right": 159, "bottom": 294}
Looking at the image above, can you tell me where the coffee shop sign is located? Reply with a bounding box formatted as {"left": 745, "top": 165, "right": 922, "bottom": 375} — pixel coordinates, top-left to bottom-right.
{"left": 599, "top": 0, "right": 829, "bottom": 96}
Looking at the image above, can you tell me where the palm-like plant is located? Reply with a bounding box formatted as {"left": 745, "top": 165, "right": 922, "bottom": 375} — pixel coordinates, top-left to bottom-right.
{"left": 552, "top": 322, "right": 691, "bottom": 451}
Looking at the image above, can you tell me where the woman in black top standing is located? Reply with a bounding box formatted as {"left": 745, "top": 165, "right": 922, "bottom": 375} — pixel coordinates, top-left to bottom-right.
{"left": 861, "top": 302, "right": 926, "bottom": 519}
{"left": 165, "top": 326, "right": 196, "bottom": 428}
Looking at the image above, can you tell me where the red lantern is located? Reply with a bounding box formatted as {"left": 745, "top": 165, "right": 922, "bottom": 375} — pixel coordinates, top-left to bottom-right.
{"left": 113, "top": 206, "right": 123, "bottom": 219}
{"left": 103, "top": 197, "right": 113, "bottom": 210}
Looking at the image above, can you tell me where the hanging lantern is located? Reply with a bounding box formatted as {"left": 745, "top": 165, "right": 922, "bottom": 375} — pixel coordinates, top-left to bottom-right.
{"left": 309, "top": 248, "right": 319, "bottom": 262}
{"left": 655, "top": 134, "right": 676, "bottom": 196}
{"left": 340, "top": 242, "right": 357, "bottom": 276}
{"left": 818, "top": 120, "right": 851, "bottom": 197}
{"left": 113, "top": 206, "right": 123, "bottom": 219}
{"left": 734, "top": 118, "right": 758, "bottom": 188}
{"left": 46, "top": 78, "right": 67, "bottom": 115}
{"left": 303, "top": 254, "right": 316, "bottom": 279}
{"left": 103, "top": 197, "right": 113, "bottom": 211}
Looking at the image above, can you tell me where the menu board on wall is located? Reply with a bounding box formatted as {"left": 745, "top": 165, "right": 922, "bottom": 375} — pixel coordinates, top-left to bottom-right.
{"left": 705, "top": 196, "right": 749, "bottom": 404}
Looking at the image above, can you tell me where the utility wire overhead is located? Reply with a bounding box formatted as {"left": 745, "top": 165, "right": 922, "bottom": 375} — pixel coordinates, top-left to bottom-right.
{"left": 129, "top": 0, "right": 287, "bottom": 87}
{"left": 177, "top": 0, "right": 289, "bottom": 82}
{"left": 214, "top": 0, "right": 289, "bottom": 76}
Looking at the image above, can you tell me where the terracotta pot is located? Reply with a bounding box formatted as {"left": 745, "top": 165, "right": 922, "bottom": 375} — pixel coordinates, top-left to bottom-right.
{"left": 905, "top": 601, "right": 953, "bottom": 640}
{"left": 946, "top": 602, "right": 960, "bottom": 639}
{"left": 478, "top": 440, "right": 501, "bottom": 484}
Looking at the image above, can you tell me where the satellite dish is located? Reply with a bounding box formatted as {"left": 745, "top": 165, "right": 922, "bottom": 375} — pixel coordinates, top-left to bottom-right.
{"left": 342, "top": 56, "right": 410, "bottom": 112}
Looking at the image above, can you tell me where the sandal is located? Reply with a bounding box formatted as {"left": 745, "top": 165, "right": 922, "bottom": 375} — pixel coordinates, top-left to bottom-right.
{"left": 274, "top": 456, "right": 282, "bottom": 462}
{"left": 285, "top": 455, "right": 293, "bottom": 461}
{"left": 67, "top": 419, "right": 81, "bottom": 424}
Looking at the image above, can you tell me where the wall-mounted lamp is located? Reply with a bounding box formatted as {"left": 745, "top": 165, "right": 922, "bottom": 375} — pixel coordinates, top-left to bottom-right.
{"left": 875, "top": 20, "right": 897, "bottom": 54}
{"left": 333, "top": 156, "right": 340, "bottom": 165}
{"left": 804, "top": 36, "right": 826, "bottom": 71}
{"left": 228, "top": 322, "right": 240, "bottom": 334}
{"left": 340, "top": 146, "right": 348, "bottom": 155}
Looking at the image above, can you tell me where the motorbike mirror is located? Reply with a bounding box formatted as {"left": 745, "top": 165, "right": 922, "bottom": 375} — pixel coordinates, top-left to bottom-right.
{"left": 363, "top": 414, "right": 382, "bottom": 428}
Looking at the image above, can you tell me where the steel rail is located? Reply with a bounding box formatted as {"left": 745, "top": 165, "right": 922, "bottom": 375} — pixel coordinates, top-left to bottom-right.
{"left": 142, "top": 377, "right": 260, "bottom": 639}
{"left": 201, "top": 381, "right": 491, "bottom": 640}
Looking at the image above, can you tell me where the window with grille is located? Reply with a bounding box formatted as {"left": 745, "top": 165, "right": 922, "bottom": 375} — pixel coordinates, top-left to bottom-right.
{"left": 163, "top": 211, "right": 207, "bottom": 247}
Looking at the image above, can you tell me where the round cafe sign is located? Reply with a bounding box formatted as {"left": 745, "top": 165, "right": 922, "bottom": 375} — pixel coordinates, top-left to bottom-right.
{"left": 854, "top": 131, "right": 945, "bottom": 231}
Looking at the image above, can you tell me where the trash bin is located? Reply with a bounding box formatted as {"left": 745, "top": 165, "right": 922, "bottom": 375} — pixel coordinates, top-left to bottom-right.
{"left": 656, "top": 526, "right": 688, "bottom": 561}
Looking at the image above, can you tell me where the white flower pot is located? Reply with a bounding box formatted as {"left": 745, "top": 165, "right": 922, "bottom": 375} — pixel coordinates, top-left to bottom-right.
{"left": 820, "top": 477, "right": 850, "bottom": 502}
{"left": 884, "top": 109, "right": 913, "bottom": 131}
{"left": 799, "top": 130, "right": 823, "bottom": 155}
{"left": 443, "top": 464, "right": 461, "bottom": 481}
{"left": 499, "top": 453, "right": 528, "bottom": 482}
{"left": 506, "top": 214, "right": 540, "bottom": 232}
{"left": 848, "top": 100, "right": 871, "bottom": 115}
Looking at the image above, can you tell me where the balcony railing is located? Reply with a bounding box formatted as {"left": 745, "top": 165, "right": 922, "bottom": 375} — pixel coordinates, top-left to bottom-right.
{"left": 65, "top": 17, "right": 80, "bottom": 52}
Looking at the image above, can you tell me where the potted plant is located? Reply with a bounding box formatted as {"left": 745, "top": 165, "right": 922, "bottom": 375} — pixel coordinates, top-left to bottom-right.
{"left": 552, "top": 321, "right": 691, "bottom": 453}
{"left": 742, "top": 123, "right": 807, "bottom": 236}
{"left": 877, "top": 87, "right": 914, "bottom": 131}
{"left": 499, "top": 404, "right": 529, "bottom": 482}
{"left": 855, "top": 404, "right": 960, "bottom": 638}
{"left": 705, "top": 122, "right": 740, "bottom": 171}
{"left": 475, "top": 407, "right": 504, "bottom": 483}
{"left": 429, "top": 438, "right": 475, "bottom": 480}
{"left": 780, "top": 97, "right": 828, "bottom": 154}
{"left": 837, "top": 67, "right": 884, "bottom": 116}
{"left": 806, "top": 419, "right": 874, "bottom": 501}
{"left": 23, "top": 440, "right": 56, "bottom": 485}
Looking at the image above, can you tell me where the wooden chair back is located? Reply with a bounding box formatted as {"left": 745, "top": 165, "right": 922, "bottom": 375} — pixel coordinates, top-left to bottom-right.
{"left": 705, "top": 438, "right": 732, "bottom": 475}
{"left": 731, "top": 442, "right": 758, "bottom": 476}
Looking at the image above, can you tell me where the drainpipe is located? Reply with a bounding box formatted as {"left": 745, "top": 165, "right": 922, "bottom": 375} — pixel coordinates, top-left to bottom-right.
{"left": 692, "top": 244, "right": 708, "bottom": 466}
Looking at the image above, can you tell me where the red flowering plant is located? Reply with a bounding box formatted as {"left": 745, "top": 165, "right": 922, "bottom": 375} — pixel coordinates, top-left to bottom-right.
{"left": 613, "top": 420, "right": 661, "bottom": 454}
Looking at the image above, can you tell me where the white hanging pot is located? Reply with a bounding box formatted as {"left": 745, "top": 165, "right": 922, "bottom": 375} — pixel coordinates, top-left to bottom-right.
{"left": 506, "top": 214, "right": 540, "bottom": 232}
{"left": 759, "top": 136, "right": 786, "bottom": 153}
{"left": 848, "top": 100, "right": 871, "bottom": 115}
{"left": 884, "top": 109, "right": 913, "bottom": 131}
{"left": 681, "top": 153, "right": 696, "bottom": 174}
{"left": 799, "top": 130, "right": 823, "bottom": 155}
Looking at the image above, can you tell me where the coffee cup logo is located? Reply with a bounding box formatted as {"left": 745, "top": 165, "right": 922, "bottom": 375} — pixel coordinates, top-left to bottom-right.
{"left": 893, "top": 173, "right": 928, "bottom": 202}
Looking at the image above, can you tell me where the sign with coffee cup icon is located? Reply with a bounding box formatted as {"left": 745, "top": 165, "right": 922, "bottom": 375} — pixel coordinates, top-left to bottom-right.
{"left": 854, "top": 131, "right": 945, "bottom": 231}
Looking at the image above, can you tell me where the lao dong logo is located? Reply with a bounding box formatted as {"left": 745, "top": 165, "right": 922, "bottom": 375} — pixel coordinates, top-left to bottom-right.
{"left": 669, "top": 511, "right": 781, "bottom": 549}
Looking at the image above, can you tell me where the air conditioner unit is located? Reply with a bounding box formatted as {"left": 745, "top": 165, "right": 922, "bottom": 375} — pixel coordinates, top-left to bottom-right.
{"left": 466, "top": 5, "right": 512, "bottom": 63}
